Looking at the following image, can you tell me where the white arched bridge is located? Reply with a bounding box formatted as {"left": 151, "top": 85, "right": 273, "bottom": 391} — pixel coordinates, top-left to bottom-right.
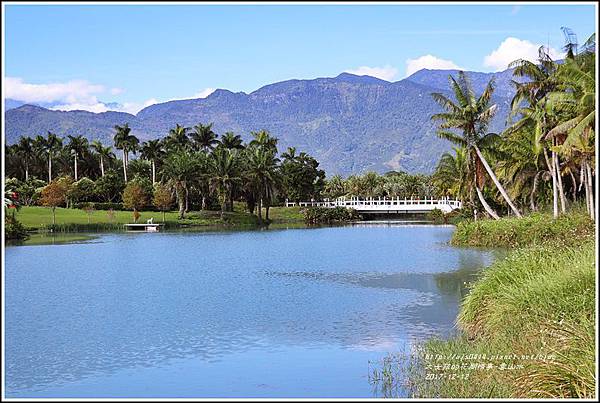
{"left": 286, "top": 196, "right": 462, "bottom": 214}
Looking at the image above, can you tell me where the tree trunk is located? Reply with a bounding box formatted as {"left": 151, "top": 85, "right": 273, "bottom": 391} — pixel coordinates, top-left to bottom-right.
{"left": 201, "top": 195, "right": 207, "bottom": 211}
{"left": 554, "top": 151, "right": 566, "bottom": 213}
{"left": 100, "top": 156, "right": 105, "bottom": 177}
{"left": 544, "top": 148, "right": 558, "bottom": 219}
{"left": 177, "top": 187, "right": 185, "bottom": 219}
{"left": 257, "top": 198, "right": 263, "bottom": 225}
{"left": 52, "top": 207, "right": 56, "bottom": 225}
{"left": 530, "top": 171, "right": 542, "bottom": 212}
{"left": 74, "top": 155, "right": 78, "bottom": 181}
{"left": 265, "top": 203, "right": 270, "bottom": 221}
{"left": 162, "top": 210, "right": 166, "bottom": 223}
{"left": 569, "top": 171, "right": 577, "bottom": 202}
{"left": 48, "top": 153, "right": 52, "bottom": 183}
{"left": 152, "top": 160, "right": 156, "bottom": 184}
{"left": 122, "top": 150, "right": 128, "bottom": 183}
{"left": 185, "top": 187, "right": 189, "bottom": 213}
{"left": 585, "top": 161, "right": 595, "bottom": 221}
{"left": 476, "top": 186, "right": 499, "bottom": 220}
{"left": 474, "top": 145, "right": 521, "bottom": 217}
{"left": 25, "top": 163, "right": 29, "bottom": 182}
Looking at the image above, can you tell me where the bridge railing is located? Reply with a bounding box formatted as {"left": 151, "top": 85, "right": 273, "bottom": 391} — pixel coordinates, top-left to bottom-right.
{"left": 285, "top": 197, "right": 462, "bottom": 209}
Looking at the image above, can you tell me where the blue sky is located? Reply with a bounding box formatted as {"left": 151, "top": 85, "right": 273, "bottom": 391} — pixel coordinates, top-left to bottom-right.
{"left": 4, "top": 3, "right": 596, "bottom": 114}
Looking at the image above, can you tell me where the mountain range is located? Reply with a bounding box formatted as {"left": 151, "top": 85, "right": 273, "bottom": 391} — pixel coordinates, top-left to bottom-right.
{"left": 4, "top": 67, "right": 519, "bottom": 176}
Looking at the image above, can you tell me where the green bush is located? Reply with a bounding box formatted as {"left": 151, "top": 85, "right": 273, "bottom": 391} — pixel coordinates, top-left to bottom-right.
{"left": 303, "top": 206, "right": 360, "bottom": 224}
{"left": 427, "top": 208, "right": 446, "bottom": 224}
{"left": 5, "top": 214, "right": 29, "bottom": 240}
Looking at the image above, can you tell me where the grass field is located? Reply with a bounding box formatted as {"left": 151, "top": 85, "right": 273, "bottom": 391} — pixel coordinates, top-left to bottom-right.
{"left": 13, "top": 204, "right": 305, "bottom": 231}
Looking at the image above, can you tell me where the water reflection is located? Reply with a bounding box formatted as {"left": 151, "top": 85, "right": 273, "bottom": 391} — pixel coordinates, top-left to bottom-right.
{"left": 5, "top": 224, "right": 499, "bottom": 397}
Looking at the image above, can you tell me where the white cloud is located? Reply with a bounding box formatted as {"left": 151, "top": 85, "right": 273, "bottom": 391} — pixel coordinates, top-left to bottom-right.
{"left": 405, "top": 55, "right": 463, "bottom": 77}
{"left": 344, "top": 65, "right": 398, "bottom": 81}
{"left": 483, "top": 37, "right": 562, "bottom": 71}
{"left": 5, "top": 77, "right": 105, "bottom": 105}
{"left": 511, "top": 5, "right": 522, "bottom": 15}
{"left": 51, "top": 102, "right": 110, "bottom": 113}
{"left": 190, "top": 88, "right": 216, "bottom": 99}
{"left": 117, "top": 98, "right": 158, "bottom": 114}
{"left": 110, "top": 87, "right": 124, "bottom": 95}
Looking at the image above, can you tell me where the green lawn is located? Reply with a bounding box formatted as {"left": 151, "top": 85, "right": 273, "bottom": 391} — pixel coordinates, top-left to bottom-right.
{"left": 14, "top": 205, "right": 305, "bottom": 230}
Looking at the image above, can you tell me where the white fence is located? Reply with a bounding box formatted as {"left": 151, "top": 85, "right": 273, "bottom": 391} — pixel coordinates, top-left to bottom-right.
{"left": 286, "top": 197, "right": 462, "bottom": 214}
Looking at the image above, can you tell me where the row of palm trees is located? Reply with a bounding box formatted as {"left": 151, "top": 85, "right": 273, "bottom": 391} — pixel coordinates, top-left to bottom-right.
{"left": 6, "top": 124, "right": 325, "bottom": 223}
{"left": 432, "top": 31, "right": 595, "bottom": 221}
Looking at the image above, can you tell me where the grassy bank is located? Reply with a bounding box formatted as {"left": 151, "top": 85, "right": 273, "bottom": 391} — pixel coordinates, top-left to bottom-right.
{"left": 373, "top": 212, "right": 596, "bottom": 398}
{"left": 12, "top": 205, "right": 305, "bottom": 232}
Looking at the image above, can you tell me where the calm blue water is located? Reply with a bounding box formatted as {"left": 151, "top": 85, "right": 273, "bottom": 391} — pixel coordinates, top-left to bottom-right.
{"left": 4, "top": 224, "right": 498, "bottom": 398}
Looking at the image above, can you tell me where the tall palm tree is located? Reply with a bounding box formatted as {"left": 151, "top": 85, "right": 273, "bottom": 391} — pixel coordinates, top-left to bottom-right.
{"left": 249, "top": 129, "right": 278, "bottom": 153}
{"left": 497, "top": 128, "right": 549, "bottom": 212}
{"left": 191, "top": 123, "right": 219, "bottom": 152}
{"left": 431, "top": 71, "right": 522, "bottom": 218}
{"left": 433, "top": 147, "right": 470, "bottom": 202}
{"left": 44, "top": 132, "right": 63, "bottom": 183}
{"left": 508, "top": 46, "right": 566, "bottom": 217}
{"left": 15, "top": 137, "right": 35, "bottom": 181}
{"left": 165, "top": 124, "right": 190, "bottom": 152}
{"left": 220, "top": 132, "right": 244, "bottom": 150}
{"left": 90, "top": 140, "right": 114, "bottom": 178}
{"left": 209, "top": 148, "right": 241, "bottom": 217}
{"left": 140, "top": 139, "right": 165, "bottom": 184}
{"left": 246, "top": 147, "right": 280, "bottom": 223}
{"left": 546, "top": 56, "right": 596, "bottom": 219}
{"left": 66, "top": 135, "right": 89, "bottom": 181}
{"left": 114, "top": 124, "right": 132, "bottom": 182}
{"left": 160, "top": 152, "right": 200, "bottom": 219}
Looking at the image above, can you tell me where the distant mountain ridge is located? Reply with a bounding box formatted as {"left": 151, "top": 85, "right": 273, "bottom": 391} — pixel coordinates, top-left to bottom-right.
{"left": 5, "top": 67, "right": 518, "bottom": 175}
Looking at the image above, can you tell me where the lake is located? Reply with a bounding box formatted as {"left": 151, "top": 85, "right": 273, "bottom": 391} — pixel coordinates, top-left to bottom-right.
{"left": 4, "top": 223, "right": 499, "bottom": 398}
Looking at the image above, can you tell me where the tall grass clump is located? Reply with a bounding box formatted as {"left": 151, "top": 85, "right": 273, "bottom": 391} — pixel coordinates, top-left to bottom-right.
{"left": 451, "top": 212, "right": 593, "bottom": 248}
{"left": 373, "top": 212, "right": 596, "bottom": 398}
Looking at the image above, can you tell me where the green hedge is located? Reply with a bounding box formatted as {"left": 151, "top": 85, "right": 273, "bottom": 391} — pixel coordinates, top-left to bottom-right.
{"left": 303, "top": 206, "right": 360, "bottom": 224}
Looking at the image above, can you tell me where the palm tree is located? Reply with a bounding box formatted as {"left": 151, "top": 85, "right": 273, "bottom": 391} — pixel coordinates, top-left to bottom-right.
{"left": 44, "top": 132, "right": 64, "bottom": 182}
{"left": 433, "top": 147, "right": 470, "bottom": 202}
{"left": 324, "top": 174, "right": 347, "bottom": 199}
{"left": 113, "top": 124, "right": 136, "bottom": 182}
{"left": 90, "top": 140, "right": 114, "bottom": 178}
{"left": 164, "top": 124, "right": 190, "bottom": 152}
{"left": 281, "top": 146, "right": 297, "bottom": 162}
{"left": 209, "top": 148, "right": 241, "bottom": 217}
{"left": 140, "top": 139, "right": 165, "bottom": 184}
{"left": 160, "top": 152, "right": 199, "bottom": 219}
{"left": 246, "top": 147, "right": 280, "bottom": 223}
{"left": 431, "top": 71, "right": 522, "bottom": 218}
{"left": 15, "top": 137, "right": 35, "bottom": 181}
{"left": 191, "top": 123, "right": 219, "bottom": 152}
{"left": 508, "top": 46, "right": 566, "bottom": 217}
{"left": 220, "top": 132, "right": 244, "bottom": 150}
{"left": 497, "top": 128, "right": 549, "bottom": 212}
{"left": 546, "top": 56, "right": 596, "bottom": 219}
{"left": 249, "top": 129, "right": 278, "bottom": 153}
{"left": 66, "top": 135, "right": 89, "bottom": 181}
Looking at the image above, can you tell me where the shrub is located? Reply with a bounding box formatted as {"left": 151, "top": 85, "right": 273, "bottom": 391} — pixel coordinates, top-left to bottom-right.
{"left": 303, "top": 206, "right": 360, "bottom": 224}
{"left": 4, "top": 214, "right": 29, "bottom": 240}
{"left": 68, "top": 177, "right": 96, "bottom": 203}
{"left": 427, "top": 208, "right": 446, "bottom": 224}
